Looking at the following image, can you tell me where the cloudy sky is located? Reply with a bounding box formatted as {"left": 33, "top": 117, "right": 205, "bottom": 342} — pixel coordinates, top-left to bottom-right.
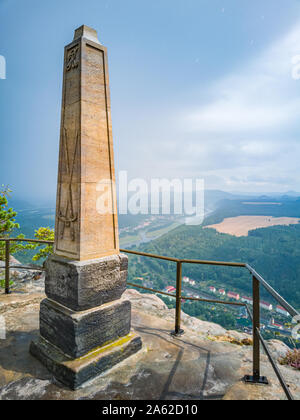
{"left": 1, "top": 0, "right": 300, "bottom": 202}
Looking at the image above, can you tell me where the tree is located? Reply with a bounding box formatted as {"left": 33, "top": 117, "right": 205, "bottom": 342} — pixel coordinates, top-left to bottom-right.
{"left": 0, "top": 186, "right": 33, "bottom": 261}
{"left": 32, "top": 227, "right": 54, "bottom": 262}
{"left": 0, "top": 186, "right": 19, "bottom": 235}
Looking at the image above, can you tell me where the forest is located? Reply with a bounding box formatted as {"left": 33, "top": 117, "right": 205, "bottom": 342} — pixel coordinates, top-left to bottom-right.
{"left": 127, "top": 223, "right": 300, "bottom": 312}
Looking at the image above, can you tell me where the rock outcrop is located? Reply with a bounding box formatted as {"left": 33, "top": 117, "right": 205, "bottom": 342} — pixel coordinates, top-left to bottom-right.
{"left": 0, "top": 279, "right": 299, "bottom": 400}
{"left": 0, "top": 257, "right": 44, "bottom": 292}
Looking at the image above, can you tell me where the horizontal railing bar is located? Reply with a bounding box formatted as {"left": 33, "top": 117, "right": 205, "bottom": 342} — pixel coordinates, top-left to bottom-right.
{"left": 127, "top": 282, "right": 177, "bottom": 298}
{"left": 180, "top": 258, "right": 246, "bottom": 267}
{"left": 8, "top": 265, "right": 44, "bottom": 271}
{"left": 246, "top": 265, "right": 299, "bottom": 319}
{"left": 0, "top": 241, "right": 246, "bottom": 266}
{"left": 121, "top": 249, "right": 180, "bottom": 262}
{"left": 256, "top": 327, "right": 293, "bottom": 401}
{"left": 1, "top": 239, "right": 297, "bottom": 316}
{"left": 0, "top": 238, "right": 54, "bottom": 245}
{"left": 181, "top": 294, "right": 245, "bottom": 307}
{"left": 121, "top": 248, "right": 246, "bottom": 267}
{"left": 128, "top": 282, "right": 246, "bottom": 307}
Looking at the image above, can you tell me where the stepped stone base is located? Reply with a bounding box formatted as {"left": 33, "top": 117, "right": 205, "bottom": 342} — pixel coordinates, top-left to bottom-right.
{"left": 45, "top": 254, "right": 128, "bottom": 311}
{"left": 39, "top": 298, "right": 131, "bottom": 358}
{"left": 30, "top": 332, "right": 142, "bottom": 390}
{"left": 30, "top": 253, "right": 142, "bottom": 389}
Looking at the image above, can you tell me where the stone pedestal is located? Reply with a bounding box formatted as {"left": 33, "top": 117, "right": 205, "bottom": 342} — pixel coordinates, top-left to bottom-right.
{"left": 44, "top": 253, "right": 128, "bottom": 311}
{"left": 30, "top": 254, "right": 142, "bottom": 389}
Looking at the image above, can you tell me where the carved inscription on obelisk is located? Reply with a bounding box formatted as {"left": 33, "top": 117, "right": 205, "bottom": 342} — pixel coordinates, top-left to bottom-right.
{"left": 54, "top": 26, "right": 119, "bottom": 260}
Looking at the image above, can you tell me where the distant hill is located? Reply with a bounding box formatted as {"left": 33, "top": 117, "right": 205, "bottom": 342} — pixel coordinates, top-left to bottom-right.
{"left": 127, "top": 222, "right": 300, "bottom": 313}
{"left": 7, "top": 197, "right": 36, "bottom": 211}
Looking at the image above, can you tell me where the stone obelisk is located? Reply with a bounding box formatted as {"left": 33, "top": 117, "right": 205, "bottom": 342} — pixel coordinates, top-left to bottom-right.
{"left": 30, "top": 25, "right": 142, "bottom": 389}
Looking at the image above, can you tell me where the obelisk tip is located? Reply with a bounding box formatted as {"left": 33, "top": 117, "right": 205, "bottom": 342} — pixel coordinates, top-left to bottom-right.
{"left": 73, "top": 25, "right": 100, "bottom": 44}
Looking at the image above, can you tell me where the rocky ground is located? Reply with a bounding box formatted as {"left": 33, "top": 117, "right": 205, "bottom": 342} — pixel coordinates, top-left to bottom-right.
{"left": 0, "top": 271, "right": 299, "bottom": 400}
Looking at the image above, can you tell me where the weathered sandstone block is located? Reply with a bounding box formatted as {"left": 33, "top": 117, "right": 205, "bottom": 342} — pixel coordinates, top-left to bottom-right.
{"left": 30, "top": 333, "right": 142, "bottom": 390}
{"left": 45, "top": 253, "right": 128, "bottom": 311}
{"left": 40, "top": 298, "right": 131, "bottom": 358}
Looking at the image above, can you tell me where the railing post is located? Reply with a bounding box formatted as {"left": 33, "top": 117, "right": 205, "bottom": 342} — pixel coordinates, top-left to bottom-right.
{"left": 244, "top": 275, "right": 268, "bottom": 385}
{"left": 171, "top": 261, "right": 184, "bottom": 336}
{"left": 252, "top": 275, "right": 260, "bottom": 379}
{"left": 5, "top": 240, "right": 10, "bottom": 294}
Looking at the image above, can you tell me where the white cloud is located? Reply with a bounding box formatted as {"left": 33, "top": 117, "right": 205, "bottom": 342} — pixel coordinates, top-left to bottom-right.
{"left": 185, "top": 23, "right": 300, "bottom": 133}
{"left": 186, "top": 100, "right": 300, "bottom": 133}
{"left": 178, "top": 21, "right": 300, "bottom": 191}
{"left": 119, "top": 21, "right": 300, "bottom": 193}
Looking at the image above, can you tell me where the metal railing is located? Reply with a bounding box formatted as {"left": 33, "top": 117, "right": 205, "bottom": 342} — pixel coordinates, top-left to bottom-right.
{"left": 0, "top": 238, "right": 53, "bottom": 294}
{"left": 0, "top": 237, "right": 299, "bottom": 400}
{"left": 121, "top": 249, "right": 299, "bottom": 401}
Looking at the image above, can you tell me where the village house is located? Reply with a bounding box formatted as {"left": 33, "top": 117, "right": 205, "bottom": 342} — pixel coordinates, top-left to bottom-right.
{"left": 260, "top": 301, "right": 273, "bottom": 311}
{"left": 270, "top": 318, "right": 284, "bottom": 330}
{"left": 276, "top": 305, "right": 290, "bottom": 317}
{"left": 241, "top": 296, "right": 253, "bottom": 305}
{"left": 183, "top": 276, "right": 196, "bottom": 286}
{"left": 227, "top": 291, "right": 240, "bottom": 301}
